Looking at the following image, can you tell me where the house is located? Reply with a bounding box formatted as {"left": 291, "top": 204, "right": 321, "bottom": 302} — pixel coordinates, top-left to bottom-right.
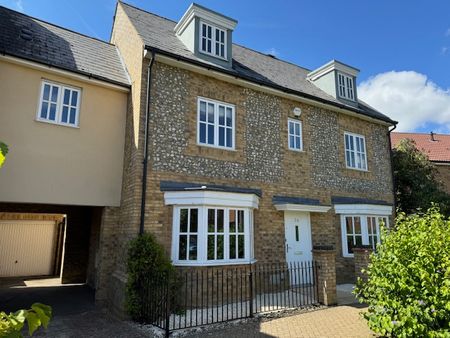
{"left": 391, "top": 132, "right": 450, "bottom": 194}
{"left": 0, "top": 2, "right": 396, "bottom": 314}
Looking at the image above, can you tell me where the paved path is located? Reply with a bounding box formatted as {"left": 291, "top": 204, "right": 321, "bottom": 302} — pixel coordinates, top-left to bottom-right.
{"left": 186, "top": 305, "right": 374, "bottom": 338}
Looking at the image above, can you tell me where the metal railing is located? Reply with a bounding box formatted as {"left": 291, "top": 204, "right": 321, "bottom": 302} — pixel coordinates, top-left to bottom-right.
{"left": 139, "top": 261, "right": 319, "bottom": 337}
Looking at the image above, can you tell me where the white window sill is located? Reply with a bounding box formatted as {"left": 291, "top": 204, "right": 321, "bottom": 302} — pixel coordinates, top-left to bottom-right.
{"left": 197, "top": 142, "right": 235, "bottom": 151}
{"left": 345, "top": 166, "right": 368, "bottom": 172}
{"left": 288, "top": 148, "right": 304, "bottom": 153}
{"left": 172, "top": 259, "right": 257, "bottom": 267}
{"left": 35, "top": 118, "right": 79, "bottom": 129}
{"left": 198, "top": 49, "right": 228, "bottom": 61}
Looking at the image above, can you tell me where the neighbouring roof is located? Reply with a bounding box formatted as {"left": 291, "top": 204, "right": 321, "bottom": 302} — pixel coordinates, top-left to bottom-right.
{"left": 160, "top": 181, "right": 262, "bottom": 197}
{"left": 119, "top": 2, "right": 396, "bottom": 125}
{"left": 331, "top": 196, "right": 392, "bottom": 206}
{"left": 0, "top": 6, "right": 130, "bottom": 87}
{"left": 391, "top": 132, "right": 450, "bottom": 163}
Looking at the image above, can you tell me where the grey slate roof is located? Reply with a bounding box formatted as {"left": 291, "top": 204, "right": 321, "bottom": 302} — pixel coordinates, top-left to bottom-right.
{"left": 120, "top": 2, "right": 395, "bottom": 124}
{"left": 272, "top": 196, "right": 324, "bottom": 206}
{"left": 331, "top": 196, "right": 392, "bottom": 206}
{"left": 0, "top": 6, "right": 130, "bottom": 87}
{"left": 160, "top": 181, "right": 262, "bottom": 197}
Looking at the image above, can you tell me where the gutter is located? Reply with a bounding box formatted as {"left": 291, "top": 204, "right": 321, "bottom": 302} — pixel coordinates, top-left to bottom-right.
{"left": 139, "top": 50, "right": 156, "bottom": 235}
{"left": 388, "top": 123, "right": 398, "bottom": 214}
{"left": 144, "top": 45, "right": 397, "bottom": 126}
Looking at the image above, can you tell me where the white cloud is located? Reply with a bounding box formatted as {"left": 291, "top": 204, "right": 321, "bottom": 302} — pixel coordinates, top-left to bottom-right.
{"left": 446, "top": 28, "right": 450, "bottom": 37}
{"left": 14, "top": 0, "right": 23, "bottom": 11}
{"left": 265, "top": 47, "right": 281, "bottom": 57}
{"left": 358, "top": 71, "right": 450, "bottom": 132}
{"left": 442, "top": 46, "right": 449, "bottom": 55}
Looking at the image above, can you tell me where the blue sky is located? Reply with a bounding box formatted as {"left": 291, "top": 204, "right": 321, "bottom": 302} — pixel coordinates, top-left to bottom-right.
{"left": 2, "top": 0, "right": 450, "bottom": 132}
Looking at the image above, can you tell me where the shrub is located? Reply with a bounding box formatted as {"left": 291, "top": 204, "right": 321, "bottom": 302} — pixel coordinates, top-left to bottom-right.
{"left": 0, "top": 142, "right": 8, "bottom": 168}
{"left": 0, "top": 303, "right": 52, "bottom": 337}
{"left": 355, "top": 207, "right": 450, "bottom": 337}
{"left": 126, "top": 233, "right": 178, "bottom": 321}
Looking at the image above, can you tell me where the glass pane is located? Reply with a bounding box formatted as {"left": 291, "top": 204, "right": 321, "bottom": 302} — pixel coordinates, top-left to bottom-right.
{"left": 71, "top": 91, "right": 78, "bottom": 107}
{"left": 43, "top": 84, "right": 50, "bottom": 100}
{"left": 199, "top": 101, "right": 206, "bottom": 121}
{"left": 356, "top": 138, "right": 361, "bottom": 152}
{"left": 220, "top": 44, "right": 225, "bottom": 57}
{"left": 207, "top": 40, "right": 211, "bottom": 53}
{"left": 179, "top": 235, "right": 187, "bottom": 260}
{"left": 346, "top": 151, "right": 351, "bottom": 167}
{"left": 202, "top": 24, "right": 206, "bottom": 37}
{"left": 49, "top": 103, "right": 57, "bottom": 121}
{"left": 208, "top": 209, "right": 215, "bottom": 232}
{"left": 201, "top": 38, "right": 206, "bottom": 51}
{"left": 219, "top": 127, "right": 225, "bottom": 146}
{"left": 238, "top": 235, "right": 244, "bottom": 258}
{"left": 295, "top": 122, "right": 300, "bottom": 135}
{"left": 207, "top": 235, "right": 215, "bottom": 260}
{"left": 220, "top": 30, "right": 225, "bottom": 43}
{"left": 190, "top": 208, "right": 198, "bottom": 232}
{"left": 40, "top": 102, "right": 48, "bottom": 119}
{"left": 295, "top": 137, "right": 301, "bottom": 149}
{"left": 63, "top": 89, "right": 70, "bottom": 105}
{"left": 345, "top": 217, "right": 353, "bottom": 234}
{"left": 51, "top": 86, "right": 59, "bottom": 102}
{"left": 189, "top": 235, "right": 197, "bottom": 260}
{"left": 217, "top": 235, "right": 224, "bottom": 259}
{"left": 355, "top": 235, "right": 363, "bottom": 247}
{"left": 215, "top": 29, "right": 220, "bottom": 41}
{"left": 238, "top": 210, "right": 244, "bottom": 232}
{"left": 207, "top": 26, "right": 212, "bottom": 38}
{"left": 180, "top": 209, "right": 188, "bottom": 233}
{"left": 289, "top": 121, "right": 294, "bottom": 135}
{"left": 207, "top": 124, "right": 214, "bottom": 144}
{"left": 229, "top": 234, "right": 236, "bottom": 259}
{"left": 215, "top": 42, "right": 220, "bottom": 56}
{"left": 289, "top": 135, "right": 295, "bottom": 149}
{"left": 69, "top": 108, "right": 76, "bottom": 124}
{"left": 226, "top": 108, "right": 232, "bottom": 127}
{"left": 345, "top": 134, "right": 349, "bottom": 150}
{"left": 61, "top": 106, "right": 69, "bottom": 123}
{"left": 199, "top": 123, "right": 206, "bottom": 143}
{"left": 360, "top": 139, "right": 365, "bottom": 153}
{"left": 347, "top": 236, "right": 354, "bottom": 254}
{"left": 207, "top": 103, "right": 214, "bottom": 123}
{"left": 354, "top": 217, "right": 361, "bottom": 234}
{"left": 295, "top": 225, "right": 299, "bottom": 242}
{"left": 229, "top": 210, "right": 236, "bottom": 232}
{"left": 349, "top": 136, "right": 354, "bottom": 150}
{"left": 217, "top": 209, "right": 224, "bottom": 232}
{"left": 218, "top": 106, "right": 225, "bottom": 125}
{"left": 350, "top": 152, "right": 355, "bottom": 167}
{"left": 226, "top": 128, "right": 232, "bottom": 148}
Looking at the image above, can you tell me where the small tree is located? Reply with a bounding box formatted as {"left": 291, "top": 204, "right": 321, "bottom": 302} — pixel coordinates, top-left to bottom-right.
{"left": 392, "top": 139, "right": 450, "bottom": 216}
{"left": 0, "top": 142, "right": 8, "bottom": 168}
{"left": 355, "top": 207, "right": 450, "bottom": 337}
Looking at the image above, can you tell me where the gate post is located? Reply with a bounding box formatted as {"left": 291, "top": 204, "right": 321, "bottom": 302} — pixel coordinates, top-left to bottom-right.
{"left": 353, "top": 245, "right": 373, "bottom": 283}
{"left": 312, "top": 246, "right": 337, "bottom": 306}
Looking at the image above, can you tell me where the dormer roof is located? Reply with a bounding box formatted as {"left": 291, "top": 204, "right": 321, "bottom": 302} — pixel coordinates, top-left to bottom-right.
{"left": 307, "top": 60, "right": 359, "bottom": 81}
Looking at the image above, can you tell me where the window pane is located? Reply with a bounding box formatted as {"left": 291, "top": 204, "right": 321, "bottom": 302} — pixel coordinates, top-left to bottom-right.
{"left": 207, "top": 26, "right": 212, "bottom": 38}
{"left": 180, "top": 209, "right": 188, "bottom": 232}
{"left": 295, "top": 137, "right": 301, "bottom": 149}
{"left": 349, "top": 136, "right": 354, "bottom": 150}
{"left": 63, "top": 89, "right": 70, "bottom": 105}
{"left": 295, "top": 122, "right": 300, "bottom": 135}
{"left": 218, "top": 106, "right": 225, "bottom": 125}
{"left": 230, "top": 234, "right": 236, "bottom": 259}
{"left": 354, "top": 217, "right": 361, "bottom": 234}
{"left": 49, "top": 103, "right": 57, "bottom": 121}
{"left": 217, "top": 209, "right": 224, "bottom": 232}
{"left": 207, "top": 40, "right": 211, "bottom": 53}
{"left": 179, "top": 235, "right": 187, "bottom": 260}
{"left": 207, "top": 103, "right": 214, "bottom": 123}
{"left": 190, "top": 208, "right": 198, "bottom": 232}
{"left": 43, "top": 84, "right": 50, "bottom": 100}
{"left": 208, "top": 209, "right": 215, "bottom": 232}
{"left": 202, "top": 24, "right": 206, "bottom": 37}
{"left": 51, "top": 86, "right": 59, "bottom": 102}
{"left": 189, "top": 235, "right": 197, "bottom": 260}
{"left": 40, "top": 102, "right": 48, "bottom": 119}
{"left": 350, "top": 152, "right": 355, "bottom": 167}
{"left": 201, "top": 38, "right": 206, "bottom": 51}
{"left": 289, "top": 121, "right": 294, "bottom": 135}
{"left": 71, "top": 91, "right": 78, "bottom": 106}
{"left": 345, "top": 134, "right": 349, "bottom": 150}
{"left": 69, "top": 108, "right": 76, "bottom": 124}
{"left": 207, "top": 124, "right": 214, "bottom": 144}
{"left": 207, "top": 235, "right": 215, "bottom": 260}
{"left": 289, "top": 135, "right": 295, "bottom": 149}
{"left": 220, "top": 44, "right": 225, "bottom": 57}
{"left": 345, "top": 217, "right": 353, "bottom": 234}
{"left": 238, "top": 235, "right": 244, "bottom": 258}
{"left": 229, "top": 210, "right": 236, "bottom": 232}
{"left": 215, "top": 42, "right": 220, "bottom": 55}
{"left": 199, "top": 101, "right": 206, "bottom": 121}
{"left": 219, "top": 127, "right": 225, "bottom": 146}
{"left": 226, "top": 108, "right": 232, "bottom": 127}
{"left": 217, "top": 235, "right": 224, "bottom": 259}
{"left": 346, "top": 151, "right": 352, "bottom": 167}
{"left": 221, "top": 30, "right": 225, "bottom": 43}
{"left": 226, "top": 128, "right": 232, "bottom": 148}
{"left": 199, "top": 123, "right": 206, "bottom": 143}
{"left": 355, "top": 235, "right": 363, "bottom": 247}
{"left": 347, "top": 236, "right": 354, "bottom": 253}
{"left": 238, "top": 210, "right": 244, "bottom": 232}
{"left": 61, "top": 106, "right": 69, "bottom": 123}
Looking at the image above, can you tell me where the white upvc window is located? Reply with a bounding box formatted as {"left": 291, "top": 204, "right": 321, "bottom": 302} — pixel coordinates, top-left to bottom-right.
{"left": 198, "top": 97, "right": 235, "bottom": 149}
{"left": 199, "top": 21, "right": 226, "bottom": 59}
{"left": 288, "top": 119, "right": 302, "bottom": 151}
{"left": 341, "top": 215, "right": 389, "bottom": 257}
{"left": 337, "top": 72, "right": 355, "bottom": 101}
{"left": 37, "top": 80, "right": 81, "bottom": 127}
{"left": 172, "top": 206, "right": 253, "bottom": 265}
{"left": 345, "top": 132, "right": 367, "bottom": 171}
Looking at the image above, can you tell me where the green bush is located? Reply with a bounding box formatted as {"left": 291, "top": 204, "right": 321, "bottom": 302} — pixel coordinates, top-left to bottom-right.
{"left": 126, "top": 233, "right": 177, "bottom": 321}
{"left": 355, "top": 207, "right": 450, "bottom": 337}
{"left": 0, "top": 303, "right": 52, "bottom": 337}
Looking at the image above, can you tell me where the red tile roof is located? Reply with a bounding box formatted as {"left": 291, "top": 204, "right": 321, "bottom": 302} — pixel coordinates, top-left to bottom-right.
{"left": 391, "top": 132, "right": 450, "bottom": 163}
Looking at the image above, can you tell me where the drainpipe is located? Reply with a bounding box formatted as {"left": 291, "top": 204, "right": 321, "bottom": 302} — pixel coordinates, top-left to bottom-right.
{"left": 387, "top": 123, "right": 398, "bottom": 215}
{"left": 139, "top": 50, "right": 156, "bottom": 235}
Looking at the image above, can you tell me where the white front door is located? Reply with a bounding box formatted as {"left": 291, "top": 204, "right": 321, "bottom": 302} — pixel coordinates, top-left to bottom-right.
{"left": 284, "top": 211, "right": 313, "bottom": 284}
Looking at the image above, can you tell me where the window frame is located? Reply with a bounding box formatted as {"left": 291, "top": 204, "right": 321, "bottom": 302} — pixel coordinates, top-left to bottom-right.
{"left": 36, "top": 80, "right": 81, "bottom": 128}
{"left": 172, "top": 205, "right": 254, "bottom": 266}
{"left": 198, "top": 20, "right": 227, "bottom": 60}
{"left": 344, "top": 132, "right": 368, "bottom": 171}
{"left": 337, "top": 72, "right": 355, "bottom": 101}
{"left": 340, "top": 215, "right": 389, "bottom": 257}
{"left": 287, "top": 119, "right": 303, "bottom": 151}
{"left": 197, "top": 97, "right": 235, "bottom": 150}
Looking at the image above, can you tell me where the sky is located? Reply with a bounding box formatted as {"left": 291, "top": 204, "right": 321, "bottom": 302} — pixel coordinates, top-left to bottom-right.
{"left": 2, "top": 0, "right": 449, "bottom": 133}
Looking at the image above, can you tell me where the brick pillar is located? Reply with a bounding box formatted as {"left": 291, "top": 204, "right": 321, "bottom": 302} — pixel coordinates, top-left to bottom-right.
{"left": 353, "top": 246, "right": 373, "bottom": 283}
{"left": 312, "top": 246, "right": 337, "bottom": 306}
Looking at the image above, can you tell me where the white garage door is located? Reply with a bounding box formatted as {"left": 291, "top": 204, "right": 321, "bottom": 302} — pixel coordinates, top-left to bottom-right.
{"left": 0, "top": 220, "right": 57, "bottom": 277}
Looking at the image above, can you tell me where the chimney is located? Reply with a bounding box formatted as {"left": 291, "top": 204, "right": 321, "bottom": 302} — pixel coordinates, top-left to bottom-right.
{"left": 430, "top": 132, "right": 435, "bottom": 141}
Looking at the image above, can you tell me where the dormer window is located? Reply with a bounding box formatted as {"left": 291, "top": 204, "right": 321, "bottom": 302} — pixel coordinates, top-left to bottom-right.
{"left": 337, "top": 73, "right": 355, "bottom": 101}
{"left": 200, "top": 21, "right": 226, "bottom": 59}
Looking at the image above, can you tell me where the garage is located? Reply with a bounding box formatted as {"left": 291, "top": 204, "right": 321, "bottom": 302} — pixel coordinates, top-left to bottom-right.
{"left": 0, "top": 218, "right": 64, "bottom": 277}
